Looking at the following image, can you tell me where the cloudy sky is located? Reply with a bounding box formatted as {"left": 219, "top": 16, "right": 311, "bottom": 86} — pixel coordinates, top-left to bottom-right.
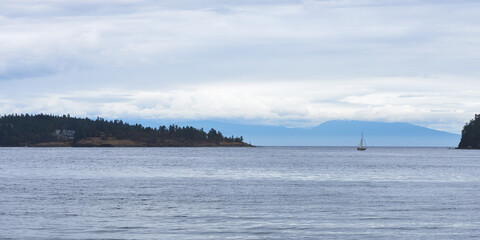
{"left": 1, "top": 0, "right": 479, "bottom": 133}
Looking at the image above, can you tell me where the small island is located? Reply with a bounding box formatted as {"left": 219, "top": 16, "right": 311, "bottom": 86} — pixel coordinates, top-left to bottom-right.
{"left": 0, "top": 114, "right": 253, "bottom": 147}
{"left": 458, "top": 114, "right": 480, "bottom": 149}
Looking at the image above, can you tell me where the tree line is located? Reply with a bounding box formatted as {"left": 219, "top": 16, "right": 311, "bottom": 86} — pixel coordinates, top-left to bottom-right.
{"left": 458, "top": 114, "right": 480, "bottom": 149}
{"left": 0, "top": 114, "right": 245, "bottom": 147}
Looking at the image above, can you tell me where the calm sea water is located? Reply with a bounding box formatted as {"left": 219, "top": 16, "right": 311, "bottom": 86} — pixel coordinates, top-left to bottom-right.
{"left": 0, "top": 147, "right": 479, "bottom": 239}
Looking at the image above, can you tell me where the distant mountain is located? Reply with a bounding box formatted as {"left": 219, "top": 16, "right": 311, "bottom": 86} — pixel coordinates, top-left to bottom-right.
{"left": 134, "top": 119, "right": 460, "bottom": 147}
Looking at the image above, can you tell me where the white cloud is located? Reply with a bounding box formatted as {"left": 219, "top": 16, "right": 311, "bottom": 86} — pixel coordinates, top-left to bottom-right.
{"left": 1, "top": 76, "right": 478, "bottom": 133}
{"left": 0, "top": 0, "right": 479, "bottom": 133}
{"left": 2, "top": 0, "right": 480, "bottom": 79}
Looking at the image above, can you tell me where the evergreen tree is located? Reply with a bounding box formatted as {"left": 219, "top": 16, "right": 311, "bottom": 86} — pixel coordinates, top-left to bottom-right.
{"left": 0, "top": 114, "right": 250, "bottom": 147}
{"left": 458, "top": 114, "right": 480, "bottom": 149}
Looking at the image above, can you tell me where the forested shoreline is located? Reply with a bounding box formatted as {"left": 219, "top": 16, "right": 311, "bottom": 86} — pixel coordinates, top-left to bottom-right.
{"left": 0, "top": 114, "right": 251, "bottom": 147}
{"left": 458, "top": 114, "right": 480, "bottom": 149}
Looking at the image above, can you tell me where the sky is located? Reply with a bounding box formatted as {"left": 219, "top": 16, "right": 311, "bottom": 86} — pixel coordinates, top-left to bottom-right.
{"left": 1, "top": 0, "right": 479, "bottom": 133}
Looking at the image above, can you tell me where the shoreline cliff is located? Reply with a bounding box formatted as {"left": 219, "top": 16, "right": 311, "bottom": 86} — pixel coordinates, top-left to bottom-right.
{"left": 457, "top": 114, "right": 480, "bottom": 149}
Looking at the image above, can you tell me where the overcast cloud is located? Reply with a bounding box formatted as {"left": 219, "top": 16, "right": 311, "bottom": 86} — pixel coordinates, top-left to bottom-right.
{"left": 1, "top": 0, "right": 479, "bottom": 133}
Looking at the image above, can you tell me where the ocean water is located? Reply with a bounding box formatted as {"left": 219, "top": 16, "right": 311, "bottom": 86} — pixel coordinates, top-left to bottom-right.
{"left": 0, "top": 147, "right": 479, "bottom": 239}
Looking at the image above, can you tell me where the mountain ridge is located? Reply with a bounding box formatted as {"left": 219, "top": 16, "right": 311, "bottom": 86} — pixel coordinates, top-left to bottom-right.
{"left": 134, "top": 119, "right": 460, "bottom": 147}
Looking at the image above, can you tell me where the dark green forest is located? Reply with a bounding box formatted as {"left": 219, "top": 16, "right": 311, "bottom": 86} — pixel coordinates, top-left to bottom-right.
{"left": 458, "top": 114, "right": 480, "bottom": 149}
{"left": 0, "top": 114, "right": 249, "bottom": 147}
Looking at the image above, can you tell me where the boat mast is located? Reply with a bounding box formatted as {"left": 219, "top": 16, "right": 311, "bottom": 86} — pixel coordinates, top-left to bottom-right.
{"left": 360, "top": 133, "right": 364, "bottom": 147}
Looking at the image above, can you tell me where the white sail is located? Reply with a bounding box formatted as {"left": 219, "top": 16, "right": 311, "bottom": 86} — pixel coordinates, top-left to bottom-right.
{"left": 358, "top": 133, "right": 366, "bottom": 150}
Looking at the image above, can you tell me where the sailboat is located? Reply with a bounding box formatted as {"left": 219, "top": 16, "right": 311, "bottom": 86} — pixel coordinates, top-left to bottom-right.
{"left": 357, "top": 133, "right": 366, "bottom": 151}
